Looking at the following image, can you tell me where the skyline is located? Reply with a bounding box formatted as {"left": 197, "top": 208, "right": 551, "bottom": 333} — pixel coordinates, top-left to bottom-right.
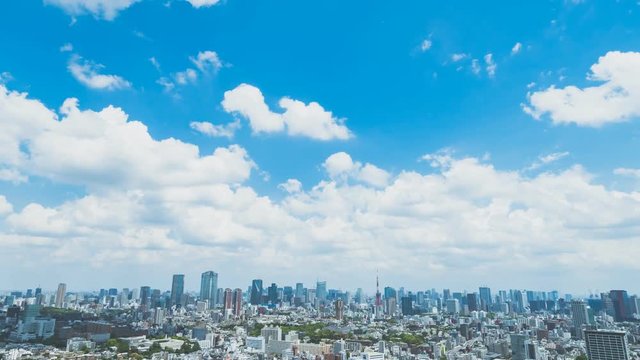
{"left": 2, "top": 0, "right": 640, "bottom": 293}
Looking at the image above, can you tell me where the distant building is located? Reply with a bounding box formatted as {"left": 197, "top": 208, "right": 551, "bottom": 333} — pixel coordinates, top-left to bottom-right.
{"left": 261, "top": 326, "right": 282, "bottom": 344}
{"left": 585, "top": 330, "right": 629, "bottom": 360}
{"left": 335, "top": 298, "right": 345, "bottom": 320}
{"left": 55, "top": 283, "right": 66, "bottom": 308}
{"left": 170, "top": 274, "right": 184, "bottom": 308}
{"left": 247, "top": 336, "right": 266, "bottom": 352}
{"left": 571, "top": 300, "right": 590, "bottom": 339}
{"left": 200, "top": 271, "right": 218, "bottom": 309}
{"left": 446, "top": 298, "right": 460, "bottom": 314}
{"left": 233, "top": 288, "right": 243, "bottom": 316}
{"left": 250, "top": 279, "right": 263, "bottom": 305}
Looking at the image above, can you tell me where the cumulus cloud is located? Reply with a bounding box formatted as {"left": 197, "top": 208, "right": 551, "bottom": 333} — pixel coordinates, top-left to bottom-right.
{"left": 44, "top": 0, "right": 139, "bottom": 20}
{"left": 157, "top": 50, "right": 224, "bottom": 94}
{"left": 523, "top": 51, "right": 640, "bottom": 127}
{"left": 68, "top": 55, "right": 131, "bottom": 90}
{"left": 420, "top": 39, "right": 432, "bottom": 52}
{"left": 451, "top": 53, "right": 467, "bottom": 62}
{"left": 323, "top": 152, "right": 390, "bottom": 187}
{"left": 222, "top": 84, "right": 352, "bottom": 140}
{"left": 2, "top": 82, "right": 640, "bottom": 291}
{"left": 484, "top": 53, "right": 497, "bottom": 77}
{"left": 511, "top": 42, "right": 522, "bottom": 55}
{"left": 190, "top": 120, "right": 241, "bottom": 138}
{"left": 190, "top": 50, "right": 223, "bottom": 72}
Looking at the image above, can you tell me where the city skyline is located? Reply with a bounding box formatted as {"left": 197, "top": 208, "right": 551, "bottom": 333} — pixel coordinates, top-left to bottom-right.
{"left": 2, "top": 1, "right": 640, "bottom": 293}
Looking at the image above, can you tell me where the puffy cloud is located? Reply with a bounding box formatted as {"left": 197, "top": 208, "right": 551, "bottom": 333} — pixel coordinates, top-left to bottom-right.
{"left": 190, "top": 50, "right": 222, "bottom": 72}
{"left": 451, "top": 53, "right": 467, "bottom": 62}
{"left": 2, "top": 82, "right": 640, "bottom": 291}
{"left": 323, "top": 152, "right": 390, "bottom": 187}
{"left": 0, "top": 195, "right": 12, "bottom": 216}
{"left": 68, "top": 55, "right": 131, "bottom": 90}
{"left": 420, "top": 39, "right": 432, "bottom": 52}
{"left": 511, "top": 42, "right": 522, "bottom": 55}
{"left": 186, "top": 0, "right": 221, "bottom": 8}
{"left": 44, "top": 0, "right": 139, "bottom": 20}
{"left": 0, "top": 84, "right": 254, "bottom": 190}
{"left": 484, "top": 53, "right": 497, "bottom": 77}
{"left": 190, "top": 120, "right": 241, "bottom": 138}
{"left": 523, "top": 51, "right": 640, "bottom": 126}
{"left": 222, "top": 84, "right": 352, "bottom": 140}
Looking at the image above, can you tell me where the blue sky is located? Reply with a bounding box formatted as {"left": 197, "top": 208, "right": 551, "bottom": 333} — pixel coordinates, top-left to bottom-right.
{"left": 1, "top": 0, "right": 640, "bottom": 294}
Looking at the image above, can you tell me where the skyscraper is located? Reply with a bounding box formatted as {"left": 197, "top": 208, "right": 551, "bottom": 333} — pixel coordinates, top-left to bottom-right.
{"left": 401, "top": 296, "right": 413, "bottom": 316}
{"left": 224, "top": 288, "right": 233, "bottom": 314}
{"left": 140, "top": 286, "right": 151, "bottom": 309}
{"left": 609, "top": 290, "right": 630, "bottom": 322}
{"left": 335, "top": 298, "right": 345, "bottom": 320}
{"left": 55, "top": 283, "right": 66, "bottom": 308}
{"left": 233, "top": 288, "right": 243, "bottom": 316}
{"left": 268, "top": 283, "right": 278, "bottom": 304}
{"left": 250, "top": 279, "right": 263, "bottom": 305}
{"left": 571, "top": 300, "right": 590, "bottom": 339}
{"left": 585, "top": 330, "right": 629, "bottom": 360}
{"left": 467, "top": 293, "right": 479, "bottom": 312}
{"left": 479, "top": 287, "right": 492, "bottom": 311}
{"left": 316, "top": 281, "right": 327, "bottom": 305}
{"left": 200, "top": 271, "right": 218, "bottom": 309}
{"left": 170, "top": 274, "right": 185, "bottom": 308}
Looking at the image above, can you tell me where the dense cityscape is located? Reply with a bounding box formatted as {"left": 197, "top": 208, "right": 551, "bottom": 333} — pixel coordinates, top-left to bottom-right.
{"left": 1, "top": 272, "right": 639, "bottom": 360}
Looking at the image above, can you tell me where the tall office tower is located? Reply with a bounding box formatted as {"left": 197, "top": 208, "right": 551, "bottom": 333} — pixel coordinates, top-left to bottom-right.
{"left": 609, "top": 290, "right": 630, "bottom": 322}
{"left": 384, "top": 287, "right": 397, "bottom": 300}
{"left": 467, "top": 293, "right": 479, "bottom": 312}
{"left": 55, "top": 283, "right": 66, "bottom": 308}
{"left": 233, "top": 288, "right": 243, "bottom": 316}
{"left": 514, "top": 290, "right": 528, "bottom": 313}
{"left": 354, "top": 288, "right": 363, "bottom": 304}
{"left": 385, "top": 297, "right": 397, "bottom": 316}
{"left": 443, "top": 289, "right": 451, "bottom": 301}
{"left": 295, "top": 283, "right": 304, "bottom": 298}
{"left": 479, "top": 287, "right": 492, "bottom": 311}
{"left": 200, "top": 271, "right": 218, "bottom": 309}
{"left": 401, "top": 296, "right": 413, "bottom": 316}
{"left": 170, "top": 274, "right": 185, "bottom": 308}
{"left": 140, "top": 286, "right": 151, "bottom": 309}
{"left": 630, "top": 296, "right": 640, "bottom": 316}
{"left": 316, "top": 281, "right": 327, "bottom": 305}
{"left": 585, "top": 330, "right": 630, "bottom": 360}
{"left": 335, "top": 298, "right": 345, "bottom": 320}
{"left": 446, "top": 298, "right": 460, "bottom": 314}
{"left": 223, "top": 288, "right": 233, "bottom": 314}
{"left": 571, "top": 300, "right": 590, "bottom": 339}
{"left": 250, "top": 279, "right": 263, "bottom": 305}
{"left": 268, "top": 283, "right": 278, "bottom": 304}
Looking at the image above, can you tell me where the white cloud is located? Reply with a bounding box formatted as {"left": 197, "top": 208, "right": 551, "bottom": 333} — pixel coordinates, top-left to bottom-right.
{"left": 68, "top": 55, "right": 131, "bottom": 90}
{"left": 323, "top": 152, "right": 390, "bottom": 187}
{"left": 60, "top": 43, "right": 74, "bottom": 52}
{"left": 471, "top": 59, "right": 481, "bottom": 75}
{"left": 222, "top": 84, "right": 352, "bottom": 140}
{"left": 524, "top": 51, "right": 640, "bottom": 127}
{"left": 527, "top": 151, "right": 570, "bottom": 171}
{"left": 149, "top": 57, "right": 161, "bottom": 71}
{"left": 279, "top": 179, "right": 302, "bottom": 194}
{"left": 2, "top": 82, "right": 640, "bottom": 291}
{"left": 186, "top": 0, "right": 221, "bottom": 8}
{"left": 511, "top": 42, "right": 522, "bottom": 55}
{"left": 420, "top": 39, "right": 432, "bottom": 52}
{"left": 222, "top": 84, "right": 285, "bottom": 133}
{"left": 0, "top": 195, "right": 13, "bottom": 216}
{"left": 484, "top": 53, "right": 497, "bottom": 77}
{"left": 190, "top": 50, "right": 223, "bottom": 72}
{"left": 44, "top": 0, "right": 139, "bottom": 20}
{"left": 614, "top": 168, "right": 640, "bottom": 178}
{"left": 451, "top": 53, "right": 467, "bottom": 62}
{"left": 190, "top": 120, "right": 241, "bottom": 138}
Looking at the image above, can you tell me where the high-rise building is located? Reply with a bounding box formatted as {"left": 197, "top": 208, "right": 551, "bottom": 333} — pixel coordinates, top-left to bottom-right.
{"left": 571, "top": 300, "right": 590, "bottom": 339}
{"left": 585, "top": 330, "right": 629, "bottom": 360}
{"left": 268, "top": 283, "right": 278, "bottom": 304}
{"left": 224, "top": 288, "right": 233, "bottom": 315}
{"left": 335, "top": 298, "right": 345, "bottom": 320}
{"left": 233, "top": 288, "right": 243, "bottom": 316}
{"left": 479, "top": 287, "right": 492, "bottom": 311}
{"left": 510, "top": 334, "right": 536, "bottom": 360}
{"left": 140, "top": 286, "right": 151, "bottom": 309}
{"left": 200, "top": 271, "right": 218, "bottom": 309}
{"left": 260, "top": 326, "right": 282, "bottom": 344}
{"left": 295, "top": 283, "right": 304, "bottom": 298}
{"left": 385, "top": 297, "right": 397, "bottom": 316}
{"left": 467, "top": 293, "right": 479, "bottom": 312}
{"left": 250, "top": 279, "right": 263, "bottom": 305}
{"left": 55, "top": 283, "right": 66, "bottom": 308}
{"left": 170, "top": 274, "right": 185, "bottom": 308}
{"left": 446, "top": 298, "right": 460, "bottom": 314}
{"left": 401, "top": 296, "right": 413, "bottom": 316}
{"left": 609, "top": 290, "right": 630, "bottom": 322}
{"left": 316, "top": 281, "right": 327, "bottom": 305}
